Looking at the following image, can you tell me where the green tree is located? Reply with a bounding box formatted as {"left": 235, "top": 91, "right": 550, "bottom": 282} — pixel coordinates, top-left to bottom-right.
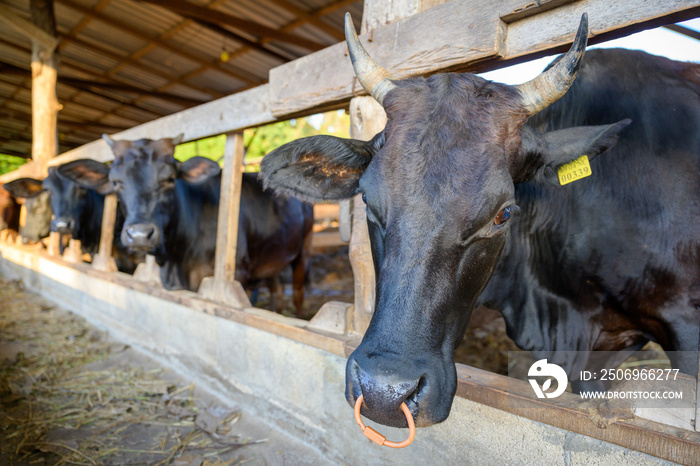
{"left": 171, "top": 109, "right": 350, "bottom": 173}
{"left": 0, "top": 154, "right": 27, "bottom": 176}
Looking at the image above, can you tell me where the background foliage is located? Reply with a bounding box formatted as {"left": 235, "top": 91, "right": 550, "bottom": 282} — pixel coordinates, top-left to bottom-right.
{"left": 0, "top": 154, "right": 27, "bottom": 177}
{"left": 174, "top": 109, "right": 350, "bottom": 172}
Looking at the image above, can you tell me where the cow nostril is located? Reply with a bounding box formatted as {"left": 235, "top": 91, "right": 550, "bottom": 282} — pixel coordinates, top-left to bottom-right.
{"left": 146, "top": 228, "right": 155, "bottom": 239}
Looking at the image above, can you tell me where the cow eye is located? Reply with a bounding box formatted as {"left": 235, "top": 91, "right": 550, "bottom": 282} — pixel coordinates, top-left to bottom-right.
{"left": 361, "top": 193, "right": 367, "bottom": 204}
{"left": 494, "top": 206, "right": 512, "bottom": 226}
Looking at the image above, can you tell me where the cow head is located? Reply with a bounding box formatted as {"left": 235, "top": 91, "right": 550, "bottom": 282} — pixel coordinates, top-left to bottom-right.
{"left": 58, "top": 135, "right": 220, "bottom": 255}
{"left": 0, "top": 183, "right": 20, "bottom": 231}
{"left": 4, "top": 168, "right": 94, "bottom": 236}
{"left": 260, "top": 13, "right": 629, "bottom": 428}
{"left": 3, "top": 177, "right": 52, "bottom": 244}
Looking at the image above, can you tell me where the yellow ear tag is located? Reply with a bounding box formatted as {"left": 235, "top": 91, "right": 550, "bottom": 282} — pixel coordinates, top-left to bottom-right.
{"left": 557, "top": 155, "right": 592, "bottom": 186}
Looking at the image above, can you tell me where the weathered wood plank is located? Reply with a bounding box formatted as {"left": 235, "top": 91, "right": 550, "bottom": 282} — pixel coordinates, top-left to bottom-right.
{"left": 269, "top": 0, "right": 504, "bottom": 117}
{"left": 30, "top": 0, "right": 60, "bottom": 176}
{"left": 0, "top": 3, "right": 59, "bottom": 51}
{"left": 91, "top": 193, "right": 118, "bottom": 273}
{"left": 347, "top": 96, "right": 384, "bottom": 335}
{"left": 455, "top": 364, "right": 700, "bottom": 465}
{"left": 269, "top": 0, "right": 700, "bottom": 117}
{"left": 199, "top": 133, "right": 251, "bottom": 308}
{"left": 500, "top": 0, "right": 577, "bottom": 23}
{"left": 503, "top": 0, "right": 700, "bottom": 60}
{"left": 45, "top": 85, "right": 276, "bottom": 168}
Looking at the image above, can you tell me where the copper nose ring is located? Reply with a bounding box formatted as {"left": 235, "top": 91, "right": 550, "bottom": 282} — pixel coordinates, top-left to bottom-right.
{"left": 353, "top": 394, "right": 416, "bottom": 448}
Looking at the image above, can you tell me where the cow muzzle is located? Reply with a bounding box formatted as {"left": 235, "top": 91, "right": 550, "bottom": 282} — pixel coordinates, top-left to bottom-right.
{"left": 123, "top": 223, "right": 160, "bottom": 250}
{"left": 345, "top": 345, "right": 456, "bottom": 428}
{"left": 51, "top": 217, "right": 75, "bottom": 235}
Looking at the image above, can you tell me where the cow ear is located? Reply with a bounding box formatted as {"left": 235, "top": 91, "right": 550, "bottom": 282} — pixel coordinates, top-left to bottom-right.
{"left": 177, "top": 156, "right": 221, "bottom": 184}
{"left": 3, "top": 178, "right": 44, "bottom": 199}
{"left": 259, "top": 132, "right": 383, "bottom": 202}
{"left": 512, "top": 119, "right": 631, "bottom": 185}
{"left": 57, "top": 159, "right": 113, "bottom": 195}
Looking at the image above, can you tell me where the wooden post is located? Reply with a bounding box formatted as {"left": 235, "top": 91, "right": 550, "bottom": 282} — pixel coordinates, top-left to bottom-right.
{"left": 344, "top": 0, "right": 426, "bottom": 335}
{"left": 133, "top": 255, "right": 162, "bottom": 285}
{"left": 47, "top": 231, "right": 60, "bottom": 256}
{"left": 199, "top": 132, "right": 251, "bottom": 308}
{"left": 338, "top": 199, "right": 352, "bottom": 242}
{"left": 63, "top": 238, "right": 82, "bottom": 263}
{"left": 91, "top": 193, "right": 118, "bottom": 272}
{"left": 346, "top": 96, "right": 386, "bottom": 335}
{"left": 29, "top": 0, "right": 60, "bottom": 176}
{"left": 695, "top": 328, "right": 699, "bottom": 432}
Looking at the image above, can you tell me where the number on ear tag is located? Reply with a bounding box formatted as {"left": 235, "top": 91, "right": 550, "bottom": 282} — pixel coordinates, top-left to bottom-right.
{"left": 558, "top": 155, "right": 592, "bottom": 186}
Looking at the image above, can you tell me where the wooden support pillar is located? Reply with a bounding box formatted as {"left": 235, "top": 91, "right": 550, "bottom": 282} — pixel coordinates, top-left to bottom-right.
{"left": 29, "top": 0, "right": 60, "bottom": 176}
{"left": 695, "top": 328, "right": 699, "bottom": 432}
{"left": 47, "top": 231, "right": 60, "bottom": 256}
{"left": 92, "top": 193, "right": 118, "bottom": 272}
{"left": 347, "top": 96, "right": 387, "bottom": 335}
{"left": 338, "top": 199, "right": 352, "bottom": 242}
{"left": 63, "top": 238, "right": 82, "bottom": 263}
{"left": 133, "top": 255, "right": 162, "bottom": 285}
{"left": 199, "top": 132, "right": 251, "bottom": 308}
{"left": 344, "top": 0, "right": 426, "bottom": 335}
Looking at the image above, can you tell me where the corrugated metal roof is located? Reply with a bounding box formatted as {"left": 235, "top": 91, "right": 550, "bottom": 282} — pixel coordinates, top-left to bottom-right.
{"left": 0, "top": 0, "right": 364, "bottom": 157}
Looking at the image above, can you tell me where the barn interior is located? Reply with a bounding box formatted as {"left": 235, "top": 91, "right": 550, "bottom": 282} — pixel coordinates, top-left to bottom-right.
{"left": 0, "top": 0, "right": 699, "bottom": 464}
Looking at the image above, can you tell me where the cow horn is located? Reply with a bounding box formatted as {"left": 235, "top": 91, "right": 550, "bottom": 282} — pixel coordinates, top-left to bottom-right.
{"left": 344, "top": 13, "right": 397, "bottom": 106}
{"left": 514, "top": 13, "right": 589, "bottom": 115}
{"left": 102, "top": 133, "right": 115, "bottom": 148}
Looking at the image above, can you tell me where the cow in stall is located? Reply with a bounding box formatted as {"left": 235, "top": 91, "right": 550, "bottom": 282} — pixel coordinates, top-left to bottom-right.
{"left": 259, "top": 13, "right": 699, "bottom": 428}
{"left": 0, "top": 183, "right": 20, "bottom": 234}
{"left": 58, "top": 136, "right": 314, "bottom": 316}
{"left": 15, "top": 191, "right": 51, "bottom": 246}
{"left": 4, "top": 168, "right": 142, "bottom": 273}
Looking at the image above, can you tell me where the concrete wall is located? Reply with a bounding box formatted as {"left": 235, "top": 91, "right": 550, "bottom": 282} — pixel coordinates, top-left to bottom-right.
{"left": 0, "top": 244, "right": 675, "bottom": 465}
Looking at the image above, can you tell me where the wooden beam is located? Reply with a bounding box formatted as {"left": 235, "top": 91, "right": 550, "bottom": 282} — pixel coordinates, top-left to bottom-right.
{"left": 0, "top": 60, "right": 207, "bottom": 107}
{"left": 177, "top": 15, "right": 293, "bottom": 62}
{"left": 0, "top": 3, "right": 60, "bottom": 51}
{"left": 57, "top": 0, "right": 264, "bottom": 86}
{"left": 270, "top": 0, "right": 504, "bottom": 117}
{"left": 266, "top": 0, "right": 345, "bottom": 41}
{"left": 269, "top": 0, "right": 700, "bottom": 117}
{"left": 662, "top": 23, "right": 700, "bottom": 41}
{"left": 137, "top": 0, "right": 327, "bottom": 51}
{"left": 500, "top": 0, "right": 577, "bottom": 23}
{"left": 59, "top": 78, "right": 207, "bottom": 107}
{"left": 59, "top": 36, "right": 223, "bottom": 99}
{"left": 46, "top": 84, "right": 277, "bottom": 166}
{"left": 0, "top": 72, "right": 165, "bottom": 125}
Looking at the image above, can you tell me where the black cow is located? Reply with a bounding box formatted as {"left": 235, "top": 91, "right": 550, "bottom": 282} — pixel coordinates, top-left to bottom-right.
{"left": 58, "top": 136, "right": 314, "bottom": 315}
{"left": 260, "top": 13, "right": 699, "bottom": 428}
{"left": 0, "top": 183, "right": 20, "bottom": 232}
{"left": 5, "top": 168, "right": 141, "bottom": 273}
{"left": 12, "top": 190, "right": 51, "bottom": 245}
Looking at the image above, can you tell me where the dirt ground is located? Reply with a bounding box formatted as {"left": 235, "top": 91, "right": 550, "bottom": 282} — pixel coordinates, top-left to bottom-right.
{"left": 0, "top": 278, "right": 332, "bottom": 466}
